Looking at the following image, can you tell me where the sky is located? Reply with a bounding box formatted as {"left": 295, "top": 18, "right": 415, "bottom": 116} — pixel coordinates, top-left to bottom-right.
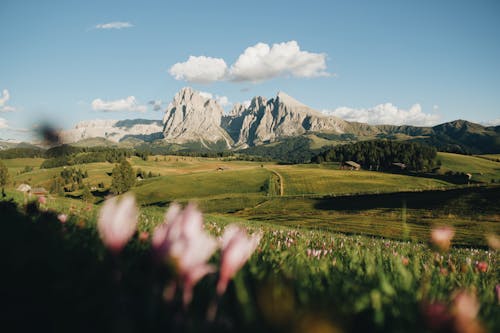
{"left": 1, "top": 0, "right": 499, "bottom": 141}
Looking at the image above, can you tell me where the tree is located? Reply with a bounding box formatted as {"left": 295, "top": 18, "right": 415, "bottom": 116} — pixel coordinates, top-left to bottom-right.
{"left": 0, "top": 160, "right": 9, "bottom": 190}
{"left": 110, "top": 159, "right": 135, "bottom": 194}
{"left": 81, "top": 185, "right": 94, "bottom": 202}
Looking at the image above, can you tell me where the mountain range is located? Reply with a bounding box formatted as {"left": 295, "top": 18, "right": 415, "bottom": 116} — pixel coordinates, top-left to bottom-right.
{"left": 33, "top": 87, "right": 499, "bottom": 154}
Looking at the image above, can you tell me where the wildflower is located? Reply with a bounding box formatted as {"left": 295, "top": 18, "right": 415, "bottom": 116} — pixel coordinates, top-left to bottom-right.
{"left": 57, "top": 213, "right": 67, "bottom": 224}
{"left": 451, "top": 290, "right": 484, "bottom": 333}
{"left": 138, "top": 231, "right": 149, "bottom": 242}
{"left": 485, "top": 233, "right": 500, "bottom": 250}
{"left": 97, "top": 194, "right": 138, "bottom": 254}
{"left": 401, "top": 257, "right": 409, "bottom": 266}
{"left": 475, "top": 261, "right": 488, "bottom": 273}
{"left": 38, "top": 196, "right": 46, "bottom": 205}
{"left": 153, "top": 203, "right": 217, "bottom": 306}
{"left": 431, "top": 226, "right": 455, "bottom": 252}
{"left": 422, "top": 302, "right": 452, "bottom": 331}
{"left": 216, "top": 225, "right": 262, "bottom": 295}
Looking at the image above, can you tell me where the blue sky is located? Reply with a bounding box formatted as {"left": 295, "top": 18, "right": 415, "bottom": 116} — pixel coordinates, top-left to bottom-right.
{"left": 1, "top": 0, "right": 499, "bottom": 140}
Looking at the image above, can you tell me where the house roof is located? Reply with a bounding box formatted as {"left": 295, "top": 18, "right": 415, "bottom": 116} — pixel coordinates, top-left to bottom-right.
{"left": 345, "top": 161, "right": 360, "bottom": 168}
{"left": 16, "top": 184, "right": 32, "bottom": 192}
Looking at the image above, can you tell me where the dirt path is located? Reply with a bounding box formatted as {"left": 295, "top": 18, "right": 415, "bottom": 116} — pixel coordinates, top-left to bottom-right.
{"left": 266, "top": 167, "right": 284, "bottom": 196}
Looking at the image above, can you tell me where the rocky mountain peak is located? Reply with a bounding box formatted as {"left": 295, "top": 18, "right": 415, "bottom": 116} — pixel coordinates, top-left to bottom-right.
{"left": 162, "top": 87, "right": 233, "bottom": 148}
{"left": 276, "top": 91, "right": 307, "bottom": 108}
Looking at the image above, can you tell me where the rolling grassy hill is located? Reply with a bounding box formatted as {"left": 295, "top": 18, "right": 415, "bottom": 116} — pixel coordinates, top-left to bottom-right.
{"left": 437, "top": 152, "right": 500, "bottom": 183}
{"left": 2, "top": 152, "right": 499, "bottom": 246}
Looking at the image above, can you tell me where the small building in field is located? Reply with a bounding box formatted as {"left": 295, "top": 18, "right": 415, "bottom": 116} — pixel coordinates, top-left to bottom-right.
{"left": 391, "top": 162, "right": 407, "bottom": 170}
{"left": 16, "top": 184, "right": 32, "bottom": 193}
{"left": 32, "top": 187, "right": 48, "bottom": 196}
{"left": 342, "top": 161, "right": 361, "bottom": 171}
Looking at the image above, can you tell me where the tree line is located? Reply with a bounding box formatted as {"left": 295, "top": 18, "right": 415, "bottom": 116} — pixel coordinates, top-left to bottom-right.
{"left": 313, "top": 140, "right": 438, "bottom": 172}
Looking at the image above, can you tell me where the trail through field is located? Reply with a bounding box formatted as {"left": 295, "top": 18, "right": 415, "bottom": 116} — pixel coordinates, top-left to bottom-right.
{"left": 265, "top": 167, "right": 284, "bottom": 196}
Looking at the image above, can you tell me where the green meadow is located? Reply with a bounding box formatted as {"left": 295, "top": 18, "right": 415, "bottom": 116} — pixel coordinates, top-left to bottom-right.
{"left": 2, "top": 152, "right": 499, "bottom": 246}
{"left": 1, "top": 151, "right": 499, "bottom": 332}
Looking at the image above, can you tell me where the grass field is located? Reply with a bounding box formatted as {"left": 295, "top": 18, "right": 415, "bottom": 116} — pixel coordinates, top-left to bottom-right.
{"left": 272, "top": 165, "right": 454, "bottom": 196}
{"left": 437, "top": 152, "right": 500, "bottom": 183}
{"left": 2, "top": 152, "right": 499, "bottom": 247}
{"left": 2, "top": 152, "right": 499, "bottom": 332}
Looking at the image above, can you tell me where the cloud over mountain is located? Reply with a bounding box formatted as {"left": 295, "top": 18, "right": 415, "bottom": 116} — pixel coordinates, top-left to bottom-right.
{"left": 324, "top": 103, "right": 440, "bottom": 126}
{"left": 0, "top": 89, "right": 15, "bottom": 112}
{"left": 169, "top": 56, "right": 228, "bottom": 83}
{"left": 169, "top": 41, "right": 328, "bottom": 83}
{"left": 91, "top": 96, "right": 147, "bottom": 112}
{"left": 0, "top": 117, "right": 8, "bottom": 129}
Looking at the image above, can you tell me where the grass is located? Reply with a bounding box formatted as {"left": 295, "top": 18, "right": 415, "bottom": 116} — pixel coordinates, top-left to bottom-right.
{"left": 1, "top": 196, "right": 498, "bottom": 332}
{"left": 274, "top": 165, "right": 454, "bottom": 196}
{"left": 3, "top": 153, "right": 499, "bottom": 248}
{"left": 133, "top": 167, "right": 271, "bottom": 206}
{"left": 437, "top": 152, "right": 500, "bottom": 183}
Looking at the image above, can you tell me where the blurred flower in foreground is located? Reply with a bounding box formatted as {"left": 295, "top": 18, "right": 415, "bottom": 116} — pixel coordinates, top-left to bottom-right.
{"left": 422, "top": 302, "right": 452, "bottom": 331}
{"left": 153, "top": 203, "right": 217, "bottom": 306}
{"left": 451, "top": 290, "right": 484, "bottom": 333}
{"left": 97, "top": 194, "right": 138, "bottom": 254}
{"left": 36, "top": 123, "right": 62, "bottom": 146}
{"left": 138, "top": 231, "right": 149, "bottom": 242}
{"left": 431, "top": 226, "right": 455, "bottom": 252}
{"left": 485, "top": 233, "right": 500, "bottom": 250}
{"left": 38, "top": 196, "right": 46, "bottom": 205}
{"left": 57, "top": 213, "right": 67, "bottom": 224}
{"left": 475, "top": 261, "right": 488, "bottom": 273}
{"left": 217, "top": 225, "right": 262, "bottom": 295}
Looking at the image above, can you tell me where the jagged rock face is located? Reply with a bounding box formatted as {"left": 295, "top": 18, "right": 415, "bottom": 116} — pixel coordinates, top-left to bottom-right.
{"left": 62, "top": 119, "right": 163, "bottom": 143}
{"left": 227, "top": 92, "right": 348, "bottom": 146}
{"left": 162, "top": 87, "right": 233, "bottom": 148}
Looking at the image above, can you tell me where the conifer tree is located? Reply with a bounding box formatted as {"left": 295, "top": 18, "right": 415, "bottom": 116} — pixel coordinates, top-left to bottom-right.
{"left": 110, "top": 159, "right": 135, "bottom": 194}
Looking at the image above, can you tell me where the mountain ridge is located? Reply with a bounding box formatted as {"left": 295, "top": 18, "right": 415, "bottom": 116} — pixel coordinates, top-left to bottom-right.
{"left": 51, "top": 88, "right": 500, "bottom": 154}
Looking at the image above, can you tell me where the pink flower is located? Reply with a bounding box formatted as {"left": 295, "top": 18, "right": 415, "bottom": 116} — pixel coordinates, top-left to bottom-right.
{"left": 475, "top": 261, "right": 488, "bottom": 273}
{"left": 486, "top": 233, "right": 500, "bottom": 250}
{"left": 138, "top": 231, "right": 149, "bottom": 242}
{"left": 57, "top": 214, "right": 67, "bottom": 224}
{"left": 216, "top": 225, "right": 262, "bottom": 295}
{"left": 153, "top": 203, "right": 217, "bottom": 306}
{"left": 452, "top": 290, "right": 484, "bottom": 333}
{"left": 97, "top": 194, "right": 138, "bottom": 254}
{"left": 38, "top": 196, "right": 46, "bottom": 205}
{"left": 422, "top": 302, "right": 452, "bottom": 331}
{"left": 431, "top": 226, "right": 455, "bottom": 251}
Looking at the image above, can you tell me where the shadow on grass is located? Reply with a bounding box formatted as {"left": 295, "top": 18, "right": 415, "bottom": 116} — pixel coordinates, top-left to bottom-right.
{"left": 314, "top": 186, "right": 500, "bottom": 214}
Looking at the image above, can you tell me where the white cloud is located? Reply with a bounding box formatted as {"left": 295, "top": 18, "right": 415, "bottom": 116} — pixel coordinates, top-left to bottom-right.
{"left": 216, "top": 95, "right": 230, "bottom": 107}
{"left": 482, "top": 118, "right": 500, "bottom": 126}
{"left": 169, "top": 56, "right": 228, "bottom": 83}
{"left": 0, "top": 89, "right": 16, "bottom": 112}
{"left": 91, "top": 96, "right": 147, "bottom": 112}
{"left": 0, "top": 117, "right": 8, "bottom": 129}
{"left": 324, "top": 103, "right": 440, "bottom": 126}
{"left": 95, "top": 22, "right": 133, "bottom": 29}
{"left": 168, "top": 41, "right": 329, "bottom": 83}
{"left": 230, "top": 41, "right": 329, "bottom": 82}
{"left": 199, "top": 91, "right": 231, "bottom": 107}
